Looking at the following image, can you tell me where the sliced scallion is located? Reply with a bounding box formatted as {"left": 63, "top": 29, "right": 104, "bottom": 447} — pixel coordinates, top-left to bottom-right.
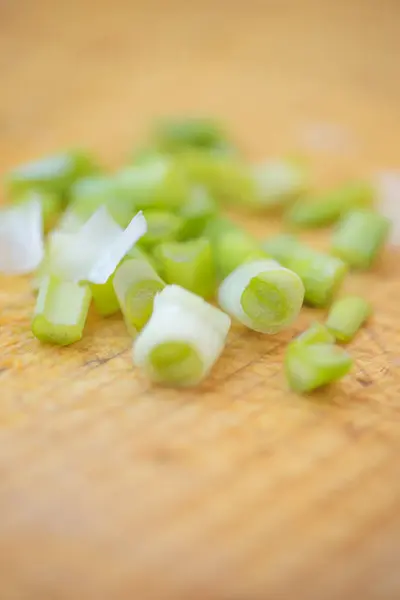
{"left": 326, "top": 296, "right": 372, "bottom": 342}
{"left": 218, "top": 259, "right": 304, "bottom": 333}
{"left": 294, "top": 322, "right": 335, "bottom": 346}
{"left": 32, "top": 275, "right": 92, "bottom": 346}
{"left": 251, "top": 159, "right": 308, "bottom": 209}
{"left": 45, "top": 207, "right": 147, "bottom": 284}
{"left": 69, "top": 175, "right": 136, "bottom": 227}
{"left": 5, "top": 150, "right": 98, "bottom": 200}
{"left": 90, "top": 275, "right": 120, "bottom": 317}
{"left": 178, "top": 152, "right": 256, "bottom": 205}
{"left": 113, "top": 257, "right": 165, "bottom": 334}
{"left": 206, "top": 217, "right": 266, "bottom": 279}
{"left": 133, "top": 285, "right": 231, "bottom": 386}
{"left": 178, "top": 186, "right": 218, "bottom": 240}
{"left": 263, "top": 235, "right": 347, "bottom": 307}
{"left": 0, "top": 197, "right": 44, "bottom": 274}
{"left": 154, "top": 238, "right": 216, "bottom": 298}
{"left": 286, "top": 181, "right": 374, "bottom": 228}
{"left": 139, "top": 210, "right": 183, "bottom": 250}
{"left": 114, "top": 158, "right": 188, "bottom": 211}
{"left": 331, "top": 209, "right": 390, "bottom": 269}
{"left": 285, "top": 342, "right": 352, "bottom": 393}
{"left": 153, "top": 117, "right": 229, "bottom": 153}
{"left": 14, "top": 190, "right": 62, "bottom": 232}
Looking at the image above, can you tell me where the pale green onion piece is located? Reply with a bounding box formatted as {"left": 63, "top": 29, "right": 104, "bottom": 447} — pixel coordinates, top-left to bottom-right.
{"left": 131, "top": 147, "right": 167, "bottom": 165}
{"left": 331, "top": 209, "right": 390, "bottom": 269}
{"left": 5, "top": 150, "right": 98, "bottom": 200}
{"left": 90, "top": 275, "right": 120, "bottom": 317}
{"left": 326, "top": 296, "right": 372, "bottom": 342}
{"left": 114, "top": 158, "right": 189, "bottom": 210}
{"left": 13, "top": 190, "right": 62, "bottom": 232}
{"left": 263, "top": 235, "right": 347, "bottom": 307}
{"left": 251, "top": 159, "right": 308, "bottom": 209}
{"left": 45, "top": 207, "right": 147, "bottom": 284}
{"left": 286, "top": 181, "right": 374, "bottom": 228}
{"left": 178, "top": 186, "right": 218, "bottom": 240}
{"left": 206, "top": 217, "right": 267, "bottom": 279}
{"left": 113, "top": 257, "right": 165, "bottom": 334}
{"left": 218, "top": 259, "right": 304, "bottom": 333}
{"left": 57, "top": 208, "right": 86, "bottom": 233}
{"left": 178, "top": 151, "right": 256, "bottom": 205}
{"left": 124, "top": 245, "right": 159, "bottom": 271}
{"left": 153, "top": 117, "right": 229, "bottom": 153}
{"left": 139, "top": 210, "right": 183, "bottom": 250}
{"left": 133, "top": 285, "right": 231, "bottom": 386}
{"left": 69, "top": 176, "right": 136, "bottom": 227}
{"left": 294, "top": 322, "right": 335, "bottom": 346}
{"left": 285, "top": 342, "right": 352, "bottom": 393}
{"left": 157, "top": 284, "right": 230, "bottom": 337}
{"left": 0, "top": 197, "right": 44, "bottom": 274}
{"left": 32, "top": 275, "right": 92, "bottom": 345}
{"left": 262, "top": 234, "right": 299, "bottom": 264}
{"left": 154, "top": 238, "right": 216, "bottom": 299}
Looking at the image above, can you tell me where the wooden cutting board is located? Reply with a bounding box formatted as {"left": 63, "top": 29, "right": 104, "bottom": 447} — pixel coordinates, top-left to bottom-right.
{"left": 0, "top": 1, "right": 399, "bottom": 598}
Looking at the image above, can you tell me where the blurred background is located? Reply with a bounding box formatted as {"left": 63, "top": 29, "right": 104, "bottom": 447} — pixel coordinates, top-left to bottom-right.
{"left": 1, "top": 0, "right": 399, "bottom": 174}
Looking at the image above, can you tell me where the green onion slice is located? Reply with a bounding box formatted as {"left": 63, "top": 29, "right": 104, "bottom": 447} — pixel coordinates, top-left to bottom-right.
{"left": 133, "top": 285, "right": 231, "bottom": 386}
{"left": 218, "top": 259, "right": 304, "bottom": 333}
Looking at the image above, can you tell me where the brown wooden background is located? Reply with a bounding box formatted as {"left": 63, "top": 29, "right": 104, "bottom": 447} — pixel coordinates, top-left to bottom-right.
{"left": 0, "top": 1, "right": 399, "bottom": 599}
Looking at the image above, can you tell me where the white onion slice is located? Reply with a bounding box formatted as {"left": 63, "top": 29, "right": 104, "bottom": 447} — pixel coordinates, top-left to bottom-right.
{"left": 0, "top": 198, "right": 44, "bottom": 274}
{"left": 47, "top": 207, "right": 147, "bottom": 283}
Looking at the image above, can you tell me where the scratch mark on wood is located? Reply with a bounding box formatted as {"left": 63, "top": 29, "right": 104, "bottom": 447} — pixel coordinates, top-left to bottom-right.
{"left": 83, "top": 347, "right": 130, "bottom": 370}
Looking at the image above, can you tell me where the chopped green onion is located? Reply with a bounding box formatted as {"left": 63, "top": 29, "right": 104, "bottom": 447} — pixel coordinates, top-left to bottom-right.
{"left": 114, "top": 158, "right": 189, "bottom": 211}
{"left": 14, "top": 190, "right": 62, "bottom": 232}
{"left": 294, "top": 322, "right": 335, "bottom": 346}
{"left": 262, "top": 234, "right": 299, "bottom": 264}
{"left": 159, "top": 284, "right": 230, "bottom": 337}
{"left": 285, "top": 342, "right": 352, "bottom": 393}
{"left": 154, "top": 238, "right": 216, "bottom": 298}
{"left": 250, "top": 159, "right": 308, "bottom": 209}
{"left": 153, "top": 117, "right": 228, "bottom": 153}
{"left": 113, "top": 257, "right": 165, "bottom": 334}
{"left": 125, "top": 245, "right": 158, "bottom": 270}
{"left": 206, "top": 217, "right": 267, "bottom": 279}
{"left": 263, "top": 235, "right": 347, "bottom": 307}
{"left": 178, "top": 152, "right": 257, "bottom": 205}
{"left": 32, "top": 275, "right": 92, "bottom": 346}
{"left": 331, "top": 209, "right": 390, "bottom": 269}
{"left": 69, "top": 176, "right": 136, "bottom": 227}
{"left": 90, "top": 275, "right": 120, "bottom": 317}
{"left": 218, "top": 259, "right": 304, "bottom": 333}
{"left": 326, "top": 296, "right": 372, "bottom": 342}
{"left": 45, "top": 207, "right": 147, "bottom": 284}
{"left": 179, "top": 154, "right": 307, "bottom": 210}
{"left": 0, "top": 197, "right": 44, "bottom": 274}
{"left": 178, "top": 186, "right": 218, "bottom": 240}
{"left": 57, "top": 208, "right": 86, "bottom": 233}
{"left": 131, "top": 147, "right": 167, "bottom": 165}
{"left": 5, "top": 150, "right": 98, "bottom": 200}
{"left": 139, "top": 210, "right": 183, "bottom": 250}
{"left": 133, "top": 285, "right": 231, "bottom": 386}
{"left": 286, "top": 181, "right": 374, "bottom": 228}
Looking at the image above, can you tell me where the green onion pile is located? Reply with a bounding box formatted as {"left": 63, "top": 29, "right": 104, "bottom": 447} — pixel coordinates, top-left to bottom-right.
{"left": 0, "top": 117, "right": 392, "bottom": 392}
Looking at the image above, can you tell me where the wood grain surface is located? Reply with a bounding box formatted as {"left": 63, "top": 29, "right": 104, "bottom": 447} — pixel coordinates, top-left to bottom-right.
{"left": 1, "top": 1, "right": 400, "bottom": 599}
